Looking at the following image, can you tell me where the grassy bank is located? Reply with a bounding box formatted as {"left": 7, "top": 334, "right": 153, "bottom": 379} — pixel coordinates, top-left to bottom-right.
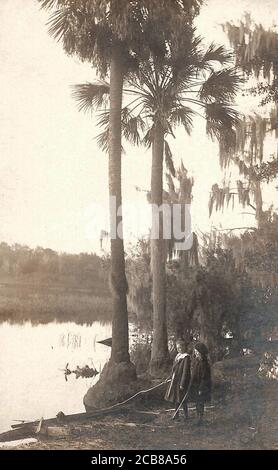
{"left": 0, "top": 282, "right": 112, "bottom": 325}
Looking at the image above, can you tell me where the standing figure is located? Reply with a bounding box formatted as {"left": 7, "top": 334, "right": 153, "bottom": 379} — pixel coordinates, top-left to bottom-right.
{"left": 164, "top": 339, "right": 191, "bottom": 421}
{"left": 189, "top": 342, "right": 211, "bottom": 425}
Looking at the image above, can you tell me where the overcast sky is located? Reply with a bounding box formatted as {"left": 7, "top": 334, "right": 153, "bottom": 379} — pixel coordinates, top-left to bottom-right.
{"left": 0, "top": 0, "right": 277, "bottom": 254}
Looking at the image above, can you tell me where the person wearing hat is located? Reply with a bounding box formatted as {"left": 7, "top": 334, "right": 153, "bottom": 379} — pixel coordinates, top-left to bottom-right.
{"left": 164, "top": 339, "right": 191, "bottom": 421}
{"left": 188, "top": 342, "right": 212, "bottom": 425}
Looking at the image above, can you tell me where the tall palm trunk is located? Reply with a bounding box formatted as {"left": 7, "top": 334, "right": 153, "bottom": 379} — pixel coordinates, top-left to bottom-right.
{"left": 83, "top": 48, "right": 135, "bottom": 410}
{"left": 109, "top": 47, "right": 130, "bottom": 364}
{"left": 149, "top": 123, "right": 170, "bottom": 375}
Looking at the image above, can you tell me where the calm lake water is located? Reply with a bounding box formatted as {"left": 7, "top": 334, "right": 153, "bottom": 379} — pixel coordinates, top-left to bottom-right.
{"left": 0, "top": 321, "right": 112, "bottom": 433}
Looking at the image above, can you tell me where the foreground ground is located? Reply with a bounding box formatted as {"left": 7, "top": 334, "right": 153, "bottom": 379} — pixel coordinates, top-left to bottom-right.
{"left": 3, "top": 380, "right": 277, "bottom": 450}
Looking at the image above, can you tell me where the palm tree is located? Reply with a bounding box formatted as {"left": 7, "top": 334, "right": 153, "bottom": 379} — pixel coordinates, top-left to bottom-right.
{"left": 131, "top": 40, "right": 240, "bottom": 376}
{"left": 74, "top": 29, "right": 241, "bottom": 376}
{"left": 38, "top": 0, "right": 204, "bottom": 401}
{"left": 38, "top": 0, "right": 135, "bottom": 368}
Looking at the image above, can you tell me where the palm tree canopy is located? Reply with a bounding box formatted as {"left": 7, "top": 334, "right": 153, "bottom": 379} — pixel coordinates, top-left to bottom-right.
{"left": 39, "top": 0, "right": 204, "bottom": 76}
{"left": 74, "top": 27, "right": 241, "bottom": 167}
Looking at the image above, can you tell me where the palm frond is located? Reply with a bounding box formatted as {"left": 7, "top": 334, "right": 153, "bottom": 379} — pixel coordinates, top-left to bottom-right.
{"left": 164, "top": 140, "right": 176, "bottom": 177}
{"left": 73, "top": 82, "right": 109, "bottom": 112}
{"left": 96, "top": 128, "right": 109, "bottom": 153}
{"left": 170, "top": 35, "right": 204, "bottom": 85}
{"left": 199, "top": 68, "right": 242, "bottom": 104}
{"left": 205, "top": 102, "right": 241, "bottom": 141}
{"left": 40, "top": 1, "right": 110, "bottom": 72}
{"left": 47, "top": 7, "right": 76, "bottom": 42}
{"left": 39, "top": 0, "right": 67, "bottom": 10}
{"left": 96, "top": 106, "right": 146, "bottom": 151}
{"left": 97, "top": 110, "right": 110, "bottom": 128}
{"left": 170, "top": 106, "right": 195, "bottom": 134}
{"left": 143, "top": 126, "right": 154, "bottom": 148}
{"left": 122, "top": 109, "right": 146, "bottom": 146}
{"left": 201, "top": 43, "right": 233, "bottom": 65}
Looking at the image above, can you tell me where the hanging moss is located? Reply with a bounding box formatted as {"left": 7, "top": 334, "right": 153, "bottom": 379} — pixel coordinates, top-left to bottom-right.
{"left": 220, "top": 16, "right": 278, "bottom": 185}
{"left": 224, "top": 20, "right": 278, "bottom": 81}
{"left": 208, "top": 182, "right": 243, "bottom": 216}
{"left": 213, "top": 214, "right": 278, "bottom": 289}
{"left": 220, "top": 113, "right": 272, "bottom": 170}
{"left": 164, "top": 164, "right": 197, "bottom": 264}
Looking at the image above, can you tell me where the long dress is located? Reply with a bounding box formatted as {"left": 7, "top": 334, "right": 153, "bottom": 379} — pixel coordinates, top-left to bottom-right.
{"left": 188, "top": 353, "right": 211, "bottom": 403}
{"left": 164, "top": 353, "right": 191, "bottom": 404}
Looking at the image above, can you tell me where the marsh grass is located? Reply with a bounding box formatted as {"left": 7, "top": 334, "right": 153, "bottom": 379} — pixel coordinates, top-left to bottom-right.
{"left": 0, "top": 282, "right": 112, "bottom": 325}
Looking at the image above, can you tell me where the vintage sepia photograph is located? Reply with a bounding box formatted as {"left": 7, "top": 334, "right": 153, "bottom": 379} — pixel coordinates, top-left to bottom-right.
{"left": 0, "top": 0, "right": 277, "bottom": 456}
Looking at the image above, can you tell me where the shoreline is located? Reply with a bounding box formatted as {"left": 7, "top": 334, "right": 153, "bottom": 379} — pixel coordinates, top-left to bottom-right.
{"left": 1, "top": 381, "right": 277, "bottom": 451}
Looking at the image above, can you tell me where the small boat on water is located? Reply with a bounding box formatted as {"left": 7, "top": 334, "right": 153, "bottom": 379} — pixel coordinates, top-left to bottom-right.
{"left": 97, "top": 337, "right": 112, "bottom": 347}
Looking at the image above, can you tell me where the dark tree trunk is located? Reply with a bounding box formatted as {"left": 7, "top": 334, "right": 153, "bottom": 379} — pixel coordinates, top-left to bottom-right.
{"left": 108, "top": 47, "right": 130, "bottom": 364}
{"left": 199, "top": 302, "right": 224, "bottom": 363}
{"left": 83, "top": 47, "right": 136, "bottom": 410}
{"left": 149, "top": 123, "right": 170, "bottom": 376}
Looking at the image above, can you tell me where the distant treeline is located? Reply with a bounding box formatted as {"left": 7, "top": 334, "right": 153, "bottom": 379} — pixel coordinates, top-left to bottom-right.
{"left": 0, "top": 242, "right": 110, "bottom": 294}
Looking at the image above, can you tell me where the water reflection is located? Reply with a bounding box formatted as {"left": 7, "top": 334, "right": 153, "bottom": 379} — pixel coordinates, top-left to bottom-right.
{"left": 59, "top": 332, "right": 82, "bottom": 349}
{"left": 0, "top": 321, "right": 111, "bottom": 433}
